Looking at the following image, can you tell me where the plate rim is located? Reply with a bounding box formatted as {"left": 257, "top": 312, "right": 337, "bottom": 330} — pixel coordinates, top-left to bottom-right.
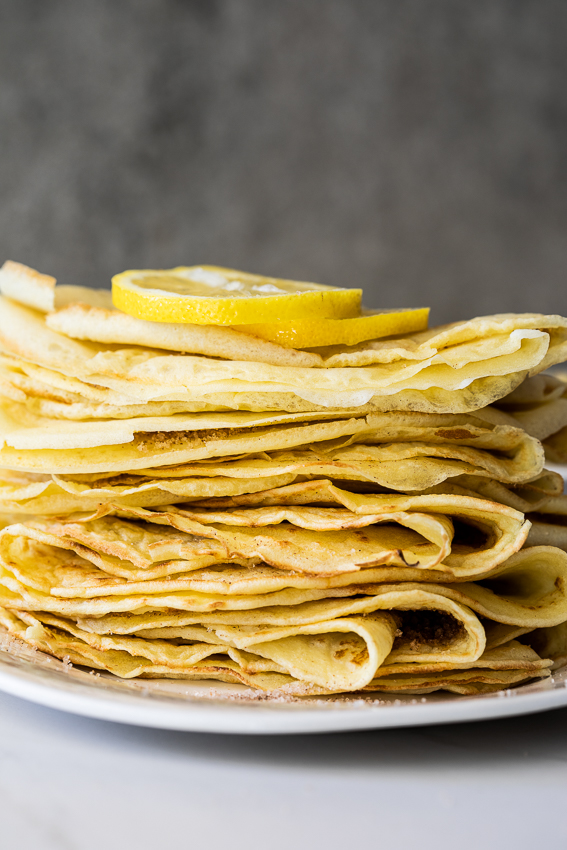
{"left": 0, "top": 650, "right": 566, "bottom": 734}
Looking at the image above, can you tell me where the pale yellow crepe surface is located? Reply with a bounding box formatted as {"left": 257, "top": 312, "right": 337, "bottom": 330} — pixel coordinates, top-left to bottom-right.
{"left": 1, "top": 268, "right": 566, "bottom": 695}
{"left": 0, "top": 407, "right": 545, "bottom": 481}
{"left": 0, "top": 513, "right": 560, "bottom": 694}
{"left": 1, "top": 297, "right": 566, "bottom": 414}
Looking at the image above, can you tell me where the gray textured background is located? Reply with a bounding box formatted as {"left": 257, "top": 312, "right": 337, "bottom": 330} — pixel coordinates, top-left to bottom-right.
{"left": 1, "top": 0, "right": 566, "bottom": 324}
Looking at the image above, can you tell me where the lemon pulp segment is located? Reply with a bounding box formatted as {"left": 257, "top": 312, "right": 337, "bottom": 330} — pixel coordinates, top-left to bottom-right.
{"left": 112, "top": 266, "right": 362, "bottom": 325}
{"left": 235, "top": 308, "right": 430, "bottom": 349}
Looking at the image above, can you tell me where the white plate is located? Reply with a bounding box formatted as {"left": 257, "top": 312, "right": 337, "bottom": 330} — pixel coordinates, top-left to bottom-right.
{"left": 0, "top": 635, "right": 566, "bottom": 734}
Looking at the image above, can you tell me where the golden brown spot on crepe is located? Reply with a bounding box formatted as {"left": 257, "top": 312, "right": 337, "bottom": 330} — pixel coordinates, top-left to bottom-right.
{"left": 333, "top": 643, "right": 350, "bottom": 660}
{"left": 350, "top": 647, "right": 370, "bottom": 665}
{"left": 434, "top": 428, "right": 478, "bottom": 440}
{"left": 333, "top": 641, "right": 369, "bottom": 665}
{"left": 134, "top": 431, "right": 203, "bottom": 452}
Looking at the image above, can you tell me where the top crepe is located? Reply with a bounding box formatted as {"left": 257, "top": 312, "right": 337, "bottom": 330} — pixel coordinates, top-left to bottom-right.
{"left": 0, "top": 294, "right": 566, "bottom": 414}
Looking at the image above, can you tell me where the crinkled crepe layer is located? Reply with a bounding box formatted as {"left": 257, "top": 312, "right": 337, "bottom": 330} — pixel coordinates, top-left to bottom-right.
{"left": 1, "top": 297, "right": 567, "bottom": 412}
{"left": 0, "top": 482, "right": 532, "bottom": 579}
{"left": 0, "top": 407, "right": 545, "bottom": 478}
{"left": 0, "top": 290, "right": 566, "bottom": 694}
{"left": 0, "top": 502, "right": 564, "bottom": 694}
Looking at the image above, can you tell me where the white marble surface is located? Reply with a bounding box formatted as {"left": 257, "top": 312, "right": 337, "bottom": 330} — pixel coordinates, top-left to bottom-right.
{"left": 0, "top": 691, "right": 565, "bottom": 850}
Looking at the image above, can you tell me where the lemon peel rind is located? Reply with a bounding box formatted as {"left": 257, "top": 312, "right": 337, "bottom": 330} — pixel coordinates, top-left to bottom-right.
{"left": 112, "top": 275, "right": 362, "bottom": 325}
{"left": 235, "top": 308, "right": 430, "bottom": 349}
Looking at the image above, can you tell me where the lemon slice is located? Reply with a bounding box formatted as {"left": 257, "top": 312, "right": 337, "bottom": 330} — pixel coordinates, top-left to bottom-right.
{"left": 112, "top": 266, "right": 361, "bottom": 325}
{"left": 235, "top": 308, "right": 429, "bottom": 349}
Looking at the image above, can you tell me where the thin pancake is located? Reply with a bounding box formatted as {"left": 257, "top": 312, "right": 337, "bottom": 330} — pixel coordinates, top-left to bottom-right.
{"left": 0, "top": 609, "right": 550, "bottom": 695}
{"left": 0, "top": 297, "right": 565, "bottom": 412}
{"left": 0, "top": 408, "right": 544, "bottom": 481}
{"left": 168, "top": 480, "right": 528, "bottom": 578}
{"left": 0, "top": 519, "right": 564, "bottom": 627}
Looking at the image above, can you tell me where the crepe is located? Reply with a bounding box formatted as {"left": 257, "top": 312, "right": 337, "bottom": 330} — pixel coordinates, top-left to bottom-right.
{"left": 436, "top": 472, "right": 567, "bottom": 551}
{"left": 40, "top": 297, "right": 567, "bottom": 372}
{"left": 542, "top": 430, "right": 567, "bottom": 465}
{"left": 0, "top": 260, "right": 114, "bottom": 313}
{"left": 363, "top": 645, "right": 551, "bottom": 695}
{"left": 88, "top": 485, "right": 529, "bottom": 579}
{"left": 0, "top": 573, "right": 531, "bottom": 693}
{"left": 0, "top": 418, "right": 546, "bottom": 515}
{"left": 4, "top": 607, "right": 542, "bottom": 695}
{"left": 0, "top": 482, "right": 527, "bottom": 579}
{"left": 0, "top": 500, "right": 564, "bottom": 621}
{"left": 47, "top": 304, "right": 323, "bottom": 369}
{"left": 0, "top": 355, "right": 226, "bottom": 418}
{"left": 0, "top": 404, "right": 545, "bottom": 482}
{"left": 1, "top": 295, "right": 566, "bottom": 413}
{"left": 0, "top": 410, "right": 373, "bottom": 473}
{"left": 0, "top": 467, "right": 306, "bottom": 514}
{"left": 0, "top": 550, "right": 557, "bottom": 694}
{"left": 495, "top": 373, "right": 567, "bottom": 440}
{"left": 0, "top": 261, "right": 321, "bottom": 368}
{"left": 524, "top": 622, "right": 567, "bottom": 670}
{"left": 434, "top": 470, "right": 564, "bottom": 513}
{"left": 0, "top": 523, "right": 491, "bottom": 694}
{"left": 0, "top": 355, "right": 526, "bottom": 421}
{"left": 3, "top": 611, "right": 548, "bottom": 694}
{"left": 4, "top": 264, "right": 567, "bottom": 375}
{"left": 0, "top": 496, "right": 562, "bottom": 694}
{"left": 523, "top": 511, "right": 567, "bottom": 550}
{"left": 495, "top": 373, "right": 567, "bottom": 463}
{"left": 0, "top": 265, "right": 566, "bottom": 696}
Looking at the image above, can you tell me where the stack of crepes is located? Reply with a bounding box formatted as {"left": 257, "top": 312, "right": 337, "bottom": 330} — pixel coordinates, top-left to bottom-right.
{"left": 0, "top": 261, "right": 566, "bottom": 696}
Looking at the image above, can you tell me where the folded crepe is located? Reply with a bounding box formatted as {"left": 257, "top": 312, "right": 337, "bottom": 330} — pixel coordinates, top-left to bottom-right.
{"left": 0, "top": 607, "right": 551, "bottom": 695}
{"left": 495, "top": 373, "right": 567, "bottom": 463}
{"left": 0, "top": 482, "right": 530, "bottom": 593}
{"left": 524, "top": 622, "right": 567, "bottom": 670}
{"left": 0, "top": 415, "right": 545, "bottom": 515}
{"left": 0, "top": 482, "right": 527, "bottom": 582}
{"left": 0, "top": 354, "right": 539, "bottom": 421}
{"left": 0, "top": 507, "right": 564, "bottom": 623}
{"left": 363, "top": 642, "right": 551, "bottom": 695}
{"left": 0, "top": 264, "right": 565, "bottom": 697}
{"left": 91, "top": 486, "right": 532, "bottom": 580}
{"left": 0, "top": 262, "right": 319, "bottom": 368}
{"left": 435, "top": 472, "right": 567, "bottom": 551}
{"left": 0, "top": 355, "right": 227, "bottom": 418}
{"left": 0, "top": 406, "right": 545, "bottom": 481}
{"left": 0, "top": 488, "right": 562, "bottom": 694}
{"left": 523, "top": 504, "right": 567, "bottom": 550}
{"left": 1, "top": 292, "right": 567, "bottom": 413}
{"left": 433, "top": 469, "right": 564, "bottom": 512}
{"left": 3, "top": 263, "right": 567, "bottom": 376}
{"left": 0, "top": 534, "right": 559, "bottom": 694}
